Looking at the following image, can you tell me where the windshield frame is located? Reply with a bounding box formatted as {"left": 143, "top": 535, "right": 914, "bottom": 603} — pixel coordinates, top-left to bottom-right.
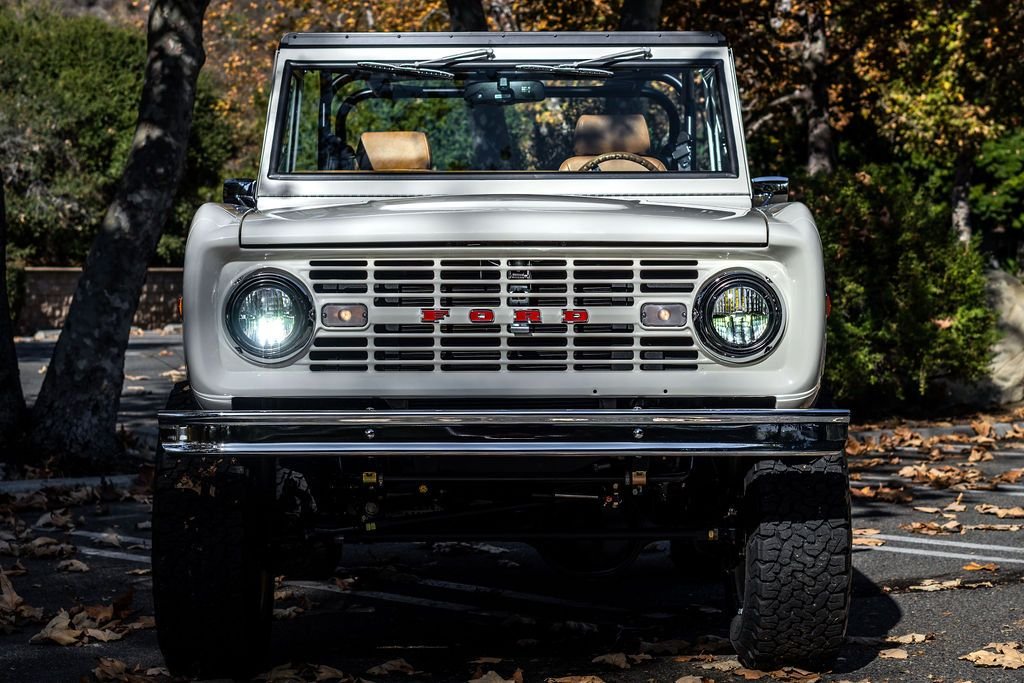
{"left": 268, "top": 59, "right": 739, "bottom": 179}
{"left": 256, "top": 38, "right": 752, "bottom": 203}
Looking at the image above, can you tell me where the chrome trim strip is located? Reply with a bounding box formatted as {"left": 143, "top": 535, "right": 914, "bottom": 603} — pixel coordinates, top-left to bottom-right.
{"left": 161, "top": 441, "right": 842, "bottom": 458}
{"left": 159, "top": 408, "right": 849, "bottom": 427}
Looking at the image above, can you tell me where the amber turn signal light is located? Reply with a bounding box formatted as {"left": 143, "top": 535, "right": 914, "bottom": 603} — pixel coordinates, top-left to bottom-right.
{"left": 321, "top": 304, "right": 368, "bottom": 328}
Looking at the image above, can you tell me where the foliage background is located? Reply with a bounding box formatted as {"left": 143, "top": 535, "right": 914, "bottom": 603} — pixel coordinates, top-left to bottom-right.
{"left": 1, "top": 0, "right": 1022, "bottom": 414}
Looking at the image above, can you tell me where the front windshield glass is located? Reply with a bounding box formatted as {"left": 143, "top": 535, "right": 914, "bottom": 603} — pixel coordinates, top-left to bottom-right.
{"left": 272, "top": 61, "right": 734, "bottom": 175}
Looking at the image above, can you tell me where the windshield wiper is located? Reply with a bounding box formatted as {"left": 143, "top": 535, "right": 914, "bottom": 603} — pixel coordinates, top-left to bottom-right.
{"left": 515, "top": 47, "right": 652, "bottom": 78}
{"left": 413, "top": 48, "right": 494, "bottom": 67}
{"left": 356, "top": 62, "right": 456, "bottom": 80}
{"left": 515, "top": 64, "right": 616, "bottom": 78}
{"left": 357, "top": 48, "right": 495, "bottom": 81}
{"left": 574, "top": 47, "right": 652, "bottom": 67}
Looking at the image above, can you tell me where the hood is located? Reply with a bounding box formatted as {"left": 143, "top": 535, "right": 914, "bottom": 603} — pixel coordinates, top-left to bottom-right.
{"left": 239, "top": 195, "right": 766, "bottom": 247}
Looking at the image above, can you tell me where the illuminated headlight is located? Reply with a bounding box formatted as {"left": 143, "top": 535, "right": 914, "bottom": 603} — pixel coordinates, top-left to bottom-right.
{"left": 694, "top": 270, "right": 783, "bottom": 360}
{"left": 225, "top": 271, "right": 313, "bottom": 362}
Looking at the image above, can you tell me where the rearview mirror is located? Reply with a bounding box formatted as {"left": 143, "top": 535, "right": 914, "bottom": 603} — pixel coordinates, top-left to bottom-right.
{"left": 464, "top": 79, "right": 545, "bottom": 106}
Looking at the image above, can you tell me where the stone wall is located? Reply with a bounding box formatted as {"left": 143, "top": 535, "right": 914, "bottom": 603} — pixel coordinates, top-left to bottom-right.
{"left": 15, "top": 267, "right": 183, "bottom": 334}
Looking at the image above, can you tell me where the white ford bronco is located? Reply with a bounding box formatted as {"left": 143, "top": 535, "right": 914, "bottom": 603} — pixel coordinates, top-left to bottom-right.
{"left": 154, "top": 31, "right": 851, "bottom": 678}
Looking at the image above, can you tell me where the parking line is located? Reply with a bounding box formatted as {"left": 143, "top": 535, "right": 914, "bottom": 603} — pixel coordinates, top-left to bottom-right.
{"left": 871, "top": 534, "right": 1024, "bottom": 554}
{"left": 77, "top": 547, "right": 151, "bottom": 564}
{"left": 867, "top": 545, "right": 1024, "bottom": 565}
{"left": 69, "top": 529, "right": 151, "bottom": 548}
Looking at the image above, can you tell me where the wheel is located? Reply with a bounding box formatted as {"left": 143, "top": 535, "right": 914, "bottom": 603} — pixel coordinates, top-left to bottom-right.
{"left": 152, "top": 384, "right": 274, "bottom": 679}
{"left": 729, "top": 454, "right": 852, "bottom": 671}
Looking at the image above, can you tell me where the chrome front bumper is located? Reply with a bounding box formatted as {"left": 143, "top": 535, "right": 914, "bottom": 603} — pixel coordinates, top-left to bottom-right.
{"left": 158, "top": 409, "right": 849, "bottom": 458}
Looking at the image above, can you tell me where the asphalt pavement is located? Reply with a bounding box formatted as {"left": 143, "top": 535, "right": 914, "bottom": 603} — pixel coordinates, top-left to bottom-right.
{"left": 4, "top": 335, "right": 1024, "bottom": 682}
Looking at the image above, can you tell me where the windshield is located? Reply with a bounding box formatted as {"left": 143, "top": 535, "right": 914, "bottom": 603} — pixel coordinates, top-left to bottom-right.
{"left": 272, "top": 60, "right": 735, "bottom": 175}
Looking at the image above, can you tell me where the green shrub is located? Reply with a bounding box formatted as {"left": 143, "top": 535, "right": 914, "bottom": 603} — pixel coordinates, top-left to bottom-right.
{"left": 800, "top": 165, "right": 998, "bottom": 413}
{"left": 0, "top": 6, "right": 236, "bottom": 267}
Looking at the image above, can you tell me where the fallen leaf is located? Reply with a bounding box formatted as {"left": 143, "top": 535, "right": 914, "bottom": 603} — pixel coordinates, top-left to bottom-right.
{"left": 734, "top": 667, "right": 767, "bottom": 680}
{"left": 853, "top": 537, "right": 885, "bottom": 546}
{"left": 545, "top": 678, "right": 606, "bottom": 683}
{"left": 971, "top": 419, "right": 993, "bottom": 438}
{"left": 34, "top": 509, "right": 73, "bottom": 530}
{"left": 473, "top": 672, "right": 519, "bottom": 683}
{"left": 471, "top": 658, "right": 504, "bottom": 665}
{"left": 960, "top": 641, "right": 1024, "bottom": 669}
{"left": 96, "top": 532, "right": 123, "bottom": 548}
{"left": 852, "top": 528, "right": 881, "bottom": 535}
{"left": 963, "top": 562, "right": 999, "bottom": 572}
{"left": 768, "top": 667, "right": 820, "bottom": 682}
{"left": 968, "top": 448, "right": 994, "bottom": 463}
{"left": 30, "top": 609, "right": 82, "bottom": 645}
{"left": 85, "top": 627, "right": 123, "bottom": 642}
{"left": 56, "top": 559, "right": 90, "bottom": 573}
{"left": 902, "top": 520, "right": 962, "bottom": 535}
{"left": 908, "top": 578, "right": 992, "bottom": 592}
{"left": 673, "top": 677, "right": 709, "bottom": 683}
{"left": 913, "top": 506, "right": 941, "bottom": 514}
{"left": 975, "top": 504, "right": 1024, "bottom": 518}
{"left": 887, "top": 633, "right": 931, "bottom": 644}
{"left": 964, "top": 523, "right": 1023, "bottom": 531}
{"left": 591, "top": 653, "right": 629, "bottom": 669}
{"left": 878, "top": 648, "right": 908, "bottom": 659}
{"left": 273, "top": 606, "right": 304, "bottom": 620}
{"left": 850, "top": 485, "right": 913, "bottom": 503}
{"left": 993, "top": 469, "right": 1024, "bottom": 485}
{"left": 367, "top": 658, "right": 418, "bottom": 676}
{"left": 701, "top": 658, "right": 742, "bottom": 671}
{"left": 898, "top": 463, "right": 983, "bottom": 488}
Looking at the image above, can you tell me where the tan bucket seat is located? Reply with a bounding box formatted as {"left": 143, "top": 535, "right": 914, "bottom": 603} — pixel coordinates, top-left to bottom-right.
{"left": 357, "top": 131, "right": 432, "bottom": 170}
{"left": 559, "top": 114, "right": 666, "bottom": 172}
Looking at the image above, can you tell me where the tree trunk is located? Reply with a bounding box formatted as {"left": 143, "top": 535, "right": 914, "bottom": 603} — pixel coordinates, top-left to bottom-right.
{"left": 447, "top": 0, "right": 488, "bottom": 31}
{"left": 952, "top": 152, "right": 973, "bottom": 244}
{"left": 446, "top": 0, "right": 517, "bottom": 170}
{"left": 28, "top": 0, "right": 211, "bottom": 468}
{"left": 619, "top": 0, "right": 663, "bottom": 31}
{"left": 0, "top": 180, "right": 27, "bottom": 452}
{"left": 803, "top": 7, "right": 834, "bottom": 176}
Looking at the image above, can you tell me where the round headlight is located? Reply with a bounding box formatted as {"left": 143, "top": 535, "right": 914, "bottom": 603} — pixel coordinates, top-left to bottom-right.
{"left": 225, "top": 271, "right": 313, "bottom": 362}
{"left": 694, "top": 270, "right": 783, "bottom": 360}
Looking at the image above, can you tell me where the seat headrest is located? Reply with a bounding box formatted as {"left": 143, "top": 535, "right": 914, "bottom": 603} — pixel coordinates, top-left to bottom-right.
{"left": 573, "top": 114, "right": 651, "bottom": 155}
{"left": 357, "top": 131, "right": 431, "bottom": 170}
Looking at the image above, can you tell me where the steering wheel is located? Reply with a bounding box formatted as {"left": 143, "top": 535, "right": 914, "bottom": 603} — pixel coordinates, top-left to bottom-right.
{"left": 578, "top": 152, "right": 659, "bottom": 172}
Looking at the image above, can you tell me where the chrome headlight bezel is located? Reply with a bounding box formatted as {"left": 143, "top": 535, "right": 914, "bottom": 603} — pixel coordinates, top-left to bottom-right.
{"left": 224, "top": 269, "right": 315, "bottom": 364}
{"left": 693, "top": 269, "right": 784, "bottom": 362}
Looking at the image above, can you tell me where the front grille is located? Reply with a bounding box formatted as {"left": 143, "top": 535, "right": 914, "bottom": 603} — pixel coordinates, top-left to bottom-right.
{"left": 307, "top": 258, "right": 701, "bottom": 373}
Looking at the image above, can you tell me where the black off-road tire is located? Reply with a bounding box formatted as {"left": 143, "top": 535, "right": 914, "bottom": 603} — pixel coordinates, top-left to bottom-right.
{"left": 152, "top": 383, "right": 275, "bottom": 679}
{"left": 729, "top": 454, "right": 852, "bottom": 671}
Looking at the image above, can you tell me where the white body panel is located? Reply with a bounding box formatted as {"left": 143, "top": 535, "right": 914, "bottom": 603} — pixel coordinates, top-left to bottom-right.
{"left": 182, "top": 34, "right": 828, "bottom": 412}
